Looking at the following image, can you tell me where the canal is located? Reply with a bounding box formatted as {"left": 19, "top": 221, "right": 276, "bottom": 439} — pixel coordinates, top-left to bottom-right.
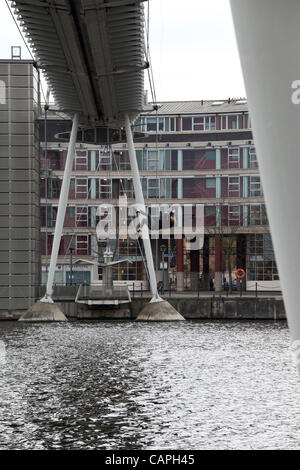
{"left": 0, "top": 320, "right": 299, "bottom": 450}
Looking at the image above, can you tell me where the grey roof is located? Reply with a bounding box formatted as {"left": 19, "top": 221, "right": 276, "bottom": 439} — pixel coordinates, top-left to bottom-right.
{"left": 13, "top": 0, "right": 146, "bottom": 127}
{"left": 144, "top": 99, "right": 249, "bottom": 116}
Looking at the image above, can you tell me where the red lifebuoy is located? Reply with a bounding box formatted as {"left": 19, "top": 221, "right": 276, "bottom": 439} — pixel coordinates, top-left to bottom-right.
{"left": 236, "top": 268, "right": 246, "bottom": 279}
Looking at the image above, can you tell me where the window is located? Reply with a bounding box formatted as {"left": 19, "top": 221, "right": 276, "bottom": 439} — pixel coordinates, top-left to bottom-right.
{"left": 76, "top": 235, "right": 89, "bottom": 255}
{"left": 51, "top": 178, "right": 61, "bottom": 199}
{"left": 248, "top": 234, "right": 278, "bottom": 281}
{"left": 193, "top": 116, "right": 216, "bottom": 131}
{"left": 99, "top": 178, "right": 112, "bottom": 199}
{"left": 117, "top": 151, "right": 131, "bottom": 171}
{"left": 120, "top": 178, "right": 133, "bottom": 198}
{"left": 205, "top": 116, "right": 216, "bottom": 131}
{"left": 143, "top": 117, "right": 165, "bottom": 132}
{"left": 205, "top": 206, "right": 216, "bottom": 217}
{"left": 249, "top": 176, "right": 262, "bottom": 197}
{"left": 148, "top": 179, "right": 159, "bottom": 198}
{"left": 158, "top": 118, "right": 164, "bottom": 131}
{"left": 250, "top": 205, "right": 263, "bottom": 225}
{"left": 221, "top": 114, "right": 240, "bottom": 130}
{"left": 261, "top": 205, "right": 268, "bottom": 225}
{"left": 147, "top": 151, "right": 160, "bottom": 171}
{"left": 193, "top": 117, "right": 204, "bottom": 131}
{"left": 98, "top": 148, "right": 112, "bottom": 171}
{"left": 205, "top": 150, "right": 216, "bottom": 161}
{"left": 146, "top": 117, "right": 157, "bottom": 132}
{"left": 206, "top": 178, "right": 216, "bottom": 189}
{"left": 170, "top": 117, "right": 177, "bottom": 132}
{"left": 41, "top": 206, "right": 53, "bottom": 228}
{"left": 249, "top": 204, "right": 268, "bottom": 225}
{"left": 76, "top": 207, "right": 88, "bottom": 227}
{"left": 76, "top": 178, "right": 88, "bottom": 198}
{"left": 134, "top": 117, "right": 146, "bottom": 132}
{"left": 115, "top": 239, "right": 139, "bottom": 280}
{"left": 66, "top": 271, "right": 90, "bottom": 286}
{"left": 160, "top": 178, "right": 172, "bottom": 198}
{"left": 221, "top": 115, "right": 228, "bottom": 129}
{"left": 228, "top": 205, "right": 240, "bottom": 225}
{"left": 228, "top": 176, "right": 240, "bottom": 197}
{"left": 182, "top": 117, "right": 192, "bottom": 131}
{"left": 75, "top": 150, "right": 88, "bottom": 170}
{"left": 249, "top": 147, "right": 258, "bottom": 168}
{"left": 49, "top": 150, "right": 62, "bottom": 170}
{"left": 228, "top": 148, "right": 240, "bottom": 168}
{"left": 228, "top": 115, "right": 238, "bottom": 129}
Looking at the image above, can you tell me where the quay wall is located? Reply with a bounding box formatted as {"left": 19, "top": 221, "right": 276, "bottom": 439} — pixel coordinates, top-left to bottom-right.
{"left": 0, "top": 294, "right": 286, "bottom": 321}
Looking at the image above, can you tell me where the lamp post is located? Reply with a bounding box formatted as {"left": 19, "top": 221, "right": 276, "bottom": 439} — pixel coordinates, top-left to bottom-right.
{"left": 161, "top": 244, "right": 167, "bottom": 295}
{"left": 69, "top": 247, "right": 74, "bottom": 286}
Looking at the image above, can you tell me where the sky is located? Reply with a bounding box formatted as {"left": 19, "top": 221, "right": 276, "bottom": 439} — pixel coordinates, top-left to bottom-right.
{"left": 0, "top": 0, "right": 246, "bottom": 102}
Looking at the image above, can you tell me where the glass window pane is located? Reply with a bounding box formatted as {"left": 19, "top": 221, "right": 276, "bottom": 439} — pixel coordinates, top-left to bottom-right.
{"left": 205, "top": 150, "right": 216, "bottom": 161}
{"left": 206, "top": 178, "right": 216, "bottom": 189}
{"left": 182, "top": 117, "right": 192, "bottom": 131}
{"left": 146, "top": 118, "right": 157, "bottom": 131}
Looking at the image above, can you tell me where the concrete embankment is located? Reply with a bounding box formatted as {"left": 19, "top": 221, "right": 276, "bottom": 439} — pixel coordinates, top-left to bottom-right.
{"left": 130, "top": 296, "right": 286, "bottom": 320}
{"left": 0, "top": 293, "right": 286, "bottom": 321}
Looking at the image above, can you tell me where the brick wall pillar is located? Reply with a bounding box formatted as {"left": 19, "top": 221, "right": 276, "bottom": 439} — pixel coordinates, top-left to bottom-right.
{"left": 202, "top": 236, "right": 210, "bottom": 290}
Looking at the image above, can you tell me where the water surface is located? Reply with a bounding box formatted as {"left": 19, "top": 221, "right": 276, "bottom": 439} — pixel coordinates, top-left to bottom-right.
{"left": 0, "top": 320, "right": 298, "bottom": 450}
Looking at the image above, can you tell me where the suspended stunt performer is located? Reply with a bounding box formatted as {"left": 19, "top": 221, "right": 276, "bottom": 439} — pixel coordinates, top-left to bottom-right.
{"left": 135, "top": 209, "right": 176, "bottom": 235}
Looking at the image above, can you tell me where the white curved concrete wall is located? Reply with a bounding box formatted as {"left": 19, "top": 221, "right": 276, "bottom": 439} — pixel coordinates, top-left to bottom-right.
{"left": 230, "top": 0, "right": 300, "bottom": 342}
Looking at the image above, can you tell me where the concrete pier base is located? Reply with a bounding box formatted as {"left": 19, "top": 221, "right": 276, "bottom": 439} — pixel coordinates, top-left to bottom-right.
{"left": 18, "top": 301, "right": 68, "bottom": 322}
{"left": 136, "top": 300, "right": 185, "bottom": 321}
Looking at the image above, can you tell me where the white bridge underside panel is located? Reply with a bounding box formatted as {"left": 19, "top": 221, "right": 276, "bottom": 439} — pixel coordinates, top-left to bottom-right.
{"left": 230, "top": 0, "right": 300, "bottom": 343}
{"left": 13, "top": 0, "right": 146, "bottom": 127}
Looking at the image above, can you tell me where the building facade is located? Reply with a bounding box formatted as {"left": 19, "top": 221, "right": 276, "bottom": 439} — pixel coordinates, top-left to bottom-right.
{"left": 40, "top": 100, "right": 280, "bottom": 292}
{"left": 0, "top": 60, "right": 40, "bottom": 311}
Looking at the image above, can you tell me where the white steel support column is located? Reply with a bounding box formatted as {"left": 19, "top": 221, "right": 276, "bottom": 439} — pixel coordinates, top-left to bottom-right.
{"left": 124, "top": 114, "right": 162, "bottom": 303}
{"left": 216, "top": 148, "right": 221, "bottom": 170}
{"left": 230, "top": 1, "right": 300, "bottom": 349}
{"left": 42, "top": 113, "right": 79, "bottom": 301}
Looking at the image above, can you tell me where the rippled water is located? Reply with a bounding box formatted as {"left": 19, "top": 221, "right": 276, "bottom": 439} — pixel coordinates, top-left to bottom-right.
{"left": 0, "top": 320, "right": 299, "bottom": 450}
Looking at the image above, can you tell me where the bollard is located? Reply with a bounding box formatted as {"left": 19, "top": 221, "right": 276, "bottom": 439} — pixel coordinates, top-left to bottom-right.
{"left": 255, "top": 282, "right": 258, "bottom": 298}
{"left": 141, "top": 282, "right": 143, "bottom": 297}
{"left": 133, "top": 282, "right": 135, "bottom": 299}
